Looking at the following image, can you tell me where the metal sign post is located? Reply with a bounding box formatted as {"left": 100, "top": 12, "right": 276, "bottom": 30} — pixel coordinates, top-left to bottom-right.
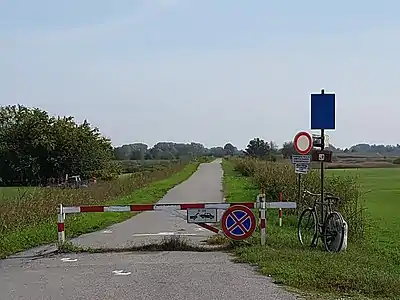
{"left": 292, "top": 132, "right": 313, "bottom": 203}
{"left": 310, "top": 89, "right": 336, "bottom": 224}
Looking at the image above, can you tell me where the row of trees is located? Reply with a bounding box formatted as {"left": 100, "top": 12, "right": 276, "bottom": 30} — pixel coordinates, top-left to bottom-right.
{"left": 0, "top": 105, "right": 119, "bottom": 186}
{"left": 2, "top": 104, "right": 397, "bottom": 186}
{"left": 114, "top": 142, "right": 241, "bottom": 160}
{"left": 115, "top": 138, "right": 287, "bottom": 161}
{"left": 115, "top": 137, "right": 398, "bottom": 163}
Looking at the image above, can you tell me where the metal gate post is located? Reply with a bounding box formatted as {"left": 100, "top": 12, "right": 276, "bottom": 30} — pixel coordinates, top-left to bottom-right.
{"left": 260, "top": 194, "right": 266, "bottom": 246}
{"left": 57, "top": 204, "right": 65, "bottom": 246}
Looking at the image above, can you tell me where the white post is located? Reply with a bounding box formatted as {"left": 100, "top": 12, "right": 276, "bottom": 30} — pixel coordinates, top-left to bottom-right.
{"left": 57, "top": 204, "right": 65, "bottom": 245}
{"left": 260, "top": 194, "right": 266, "bottom": 246}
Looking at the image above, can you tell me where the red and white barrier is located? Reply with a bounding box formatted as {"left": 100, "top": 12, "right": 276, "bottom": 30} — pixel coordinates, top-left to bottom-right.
{"left": 62, "top": 202, "right": 258, "bottom": 214}
{"left": 57, "top": 202, "right": 258, "bottom": 245}
{"left": 57, "top": 198, "right": 296, "bottom": 246}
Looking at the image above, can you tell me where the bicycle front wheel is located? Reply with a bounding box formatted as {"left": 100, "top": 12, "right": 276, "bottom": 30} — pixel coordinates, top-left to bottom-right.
{"left": 323, "top": 211, "right": 345, "bottom": 252}
{"left": 298, "top": 208, "right": 318, "bottom": 247}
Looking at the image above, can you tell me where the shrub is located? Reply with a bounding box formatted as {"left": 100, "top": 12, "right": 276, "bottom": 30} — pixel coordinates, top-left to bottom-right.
{"left": 231, "top": 157, "right": 367, "bottom": 241}
{"left": 393, "top": 157, "right": 400, "bottom": 164}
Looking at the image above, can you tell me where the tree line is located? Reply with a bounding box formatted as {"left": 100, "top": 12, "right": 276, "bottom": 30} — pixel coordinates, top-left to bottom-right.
{"left": 1, "top": 104, "right": 397, "bottom": 186}
{"left": 117, "top": 138, "right": 400, "bottom": 163}
{"left": 115, "top": 138, "right": 282, "bottom": 161}
{"left": 114, "top": 142, "right": 241, "bottom": 160}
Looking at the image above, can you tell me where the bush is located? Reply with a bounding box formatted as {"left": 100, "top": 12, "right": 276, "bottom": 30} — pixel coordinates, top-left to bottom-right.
{"left": 393, "top": 157, "right": 400, "bottom": 164}
{"left": 231, "top": 157, "right": 367, "bottom": 241}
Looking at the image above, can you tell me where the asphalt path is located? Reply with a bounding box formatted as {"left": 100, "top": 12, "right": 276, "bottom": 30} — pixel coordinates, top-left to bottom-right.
{"left": 69, "top": 158, "right": 225, "bottom": 249}
{"left": 0, "top": 159, "right": 300, "bottom": 300}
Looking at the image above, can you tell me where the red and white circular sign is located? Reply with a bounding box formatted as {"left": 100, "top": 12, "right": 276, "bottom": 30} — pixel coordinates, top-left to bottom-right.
{"left": 293, "top": 131, "right": 313, "bottom": 155}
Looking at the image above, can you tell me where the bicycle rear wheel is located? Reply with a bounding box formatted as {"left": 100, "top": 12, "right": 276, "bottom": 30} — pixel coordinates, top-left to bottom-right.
{"left": 323, "top": 211, "right": 345, "bottom": 252}
{"left": 298, "top": 208, "right": 318, "bottom": 247}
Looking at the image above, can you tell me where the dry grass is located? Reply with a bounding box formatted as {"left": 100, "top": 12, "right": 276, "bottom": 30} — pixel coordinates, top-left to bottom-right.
{"left": 0, "top": 161, "right": 202, "bottom": 258}
{"left": 327, "top": 154, "right": 400, "bottom": 169}
{"left": 0, "top": 162, "right": 187, "bottom": 234}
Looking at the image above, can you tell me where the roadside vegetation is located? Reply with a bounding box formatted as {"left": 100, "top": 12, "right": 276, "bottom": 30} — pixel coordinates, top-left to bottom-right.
{"left": 0, "top": 162, "right": 200, "bottom": 258}
{"left": 0, "top": 104, "right": 217, "bottom": 259}
{"left": 223, "top": 158, "right": 400, "bottom": 300}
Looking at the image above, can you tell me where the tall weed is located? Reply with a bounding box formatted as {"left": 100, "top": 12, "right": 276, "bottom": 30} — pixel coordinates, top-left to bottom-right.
{"left": 0, "top": 162, "right": 187, "bottom": 234}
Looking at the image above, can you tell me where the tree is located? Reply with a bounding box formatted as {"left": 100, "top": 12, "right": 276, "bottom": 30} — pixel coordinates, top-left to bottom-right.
{"left": 244, "top": 138, "right": 271, "bottom": 158}
{"left": 280, "top": 141, "right": 295, "bottom": 159}
{"left": 269, "top": 141, "right": 279, "bottom": 153}
{"left": 223, "top": 143, "right": 238, "bottom": 156}
{"left": 0, "top": 105, "right": 119, "bottom": 185}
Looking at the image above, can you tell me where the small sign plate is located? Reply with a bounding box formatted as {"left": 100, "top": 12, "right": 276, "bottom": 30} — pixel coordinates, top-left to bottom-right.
{"left": 187, "top": 208, "right": 218, "bottom": 223}
{"left": 295, "top": 163, "right": 309, "bottom": 174}
{"left": 311, "top": 150, "right": 333, "bottom": 163}
{"left": 291, "top": 155, "right": 311, "bottom": 164}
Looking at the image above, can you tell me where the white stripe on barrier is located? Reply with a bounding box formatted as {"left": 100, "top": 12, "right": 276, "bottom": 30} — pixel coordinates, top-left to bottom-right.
{"left": 266, "top": 202, "right": 296, "bottom": 209}
{"left": 153, "top": 205, "right": 181, "bottom": 210}
{"left": 104, "top": 206, "right": 131, "bottom": 212}
{"left": 63, "top": 207, "right": 81, "bottom": 214}
{"left": 204, "top": 203, "right": 231, "bottom": 209}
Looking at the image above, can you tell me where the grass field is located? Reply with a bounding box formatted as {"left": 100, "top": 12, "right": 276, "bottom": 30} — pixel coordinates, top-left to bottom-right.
{"left": 223, "top": 160, "right": 400, "bottom": 299}
{"left": 0, "top": 162, "right": 200, "bottom": 258}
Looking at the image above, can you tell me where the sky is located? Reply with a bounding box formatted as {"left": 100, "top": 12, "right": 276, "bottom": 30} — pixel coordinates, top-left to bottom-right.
{"left": 1, "top": 0, "right": 400, "bottom": 149}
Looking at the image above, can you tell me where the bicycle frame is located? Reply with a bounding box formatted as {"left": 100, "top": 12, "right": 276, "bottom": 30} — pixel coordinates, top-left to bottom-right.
{"left": 302, "top": 190, "right": 340, "bottom": 237}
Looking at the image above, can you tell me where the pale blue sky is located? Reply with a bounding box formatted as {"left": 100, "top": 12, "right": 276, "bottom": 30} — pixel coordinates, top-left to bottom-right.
{"left": 1, "top": 1, "right": 399, "bottom": 149}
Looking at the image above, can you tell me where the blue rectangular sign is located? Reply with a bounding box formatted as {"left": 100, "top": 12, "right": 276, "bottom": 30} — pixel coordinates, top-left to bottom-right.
{"left": 310, "top": 93, "right": 336, "bottom": 130}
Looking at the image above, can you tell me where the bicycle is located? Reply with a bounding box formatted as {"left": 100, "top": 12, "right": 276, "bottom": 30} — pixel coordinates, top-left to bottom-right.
{"left": 297, "top": 190, "right": 345, "bottom": 252}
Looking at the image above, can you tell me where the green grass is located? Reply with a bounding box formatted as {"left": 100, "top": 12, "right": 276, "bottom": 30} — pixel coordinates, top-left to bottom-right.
{"left": 0, "top": 186, "right": 34, "bottom": 200}
{"left": 0, "top": 163, "right": 199, "bottom": 258}
{"left": 222, "top": 160, "right": 400, "bottom": 300}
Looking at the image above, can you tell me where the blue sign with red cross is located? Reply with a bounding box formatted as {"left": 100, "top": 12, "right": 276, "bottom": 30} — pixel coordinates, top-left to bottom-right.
{"left": 221, "top": 205, "right": 256, "bottom": 240}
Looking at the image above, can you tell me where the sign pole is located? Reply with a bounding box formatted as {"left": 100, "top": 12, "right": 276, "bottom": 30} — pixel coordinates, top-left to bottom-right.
{"left": 297, "top": 173, "right": 301, "bottom": 215}
{"left": 320, "top": 89, "right": 325, "bottom": 224}
{"left": 310, "top": 87, "right": 336, "bottom": 246}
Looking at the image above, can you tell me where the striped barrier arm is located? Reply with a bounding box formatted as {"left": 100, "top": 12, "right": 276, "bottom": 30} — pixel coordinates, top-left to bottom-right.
{"left": 57, "top": 200, "right": 296, "bottom": 246}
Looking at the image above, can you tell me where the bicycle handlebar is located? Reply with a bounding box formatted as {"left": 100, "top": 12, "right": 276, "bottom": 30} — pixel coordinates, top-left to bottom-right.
{"left": 303, "top": 190, "right": 320, "bottom": 197}
{"left": 302, "top": 190, "right": 339, "bottom": 202}
{"left": 303, "top": 190, "right": 333, "bottom": 197}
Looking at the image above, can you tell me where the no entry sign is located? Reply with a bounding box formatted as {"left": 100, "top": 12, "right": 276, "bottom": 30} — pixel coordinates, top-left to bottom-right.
{"left": 293, "top": 131, "right": 313, "bottom": 155}
{"left": 221, "top": 205, "right": 256, "bottom": 240}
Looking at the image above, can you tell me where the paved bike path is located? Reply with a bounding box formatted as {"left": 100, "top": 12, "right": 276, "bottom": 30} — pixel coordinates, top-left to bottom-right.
{"left": 70, "top": 158, "right": 225, "bottom": 249}
{"left": 0, "top": 159, "right": 300, "bottom": 300}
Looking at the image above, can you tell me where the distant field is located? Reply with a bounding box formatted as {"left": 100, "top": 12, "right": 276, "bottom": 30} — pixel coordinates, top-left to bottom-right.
{"left": 324, "top": 153, "right": 399, "bottom": 169}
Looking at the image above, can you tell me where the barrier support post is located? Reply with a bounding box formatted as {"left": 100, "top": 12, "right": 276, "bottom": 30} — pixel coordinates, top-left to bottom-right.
{"left": 279, "top": 192, "right": 283, "bottom": 227}
{"left": 260, "top": 193, "right": 266, "bottom": 246}
{"left": 57, "top": 204, "right": 65, "bottom": 245}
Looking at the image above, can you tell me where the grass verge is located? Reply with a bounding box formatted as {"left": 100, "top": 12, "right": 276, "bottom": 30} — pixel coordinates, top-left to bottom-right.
{"left": 0, "top": 162, "right": 200, "bottom": 259}
{"left": 222, "top": 159, "right": 400, "bottom": 300}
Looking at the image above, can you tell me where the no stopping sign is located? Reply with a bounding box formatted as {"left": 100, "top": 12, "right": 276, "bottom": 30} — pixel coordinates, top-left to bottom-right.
{"left": 221, "top": 205, "right": 256, "bottom": 240}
